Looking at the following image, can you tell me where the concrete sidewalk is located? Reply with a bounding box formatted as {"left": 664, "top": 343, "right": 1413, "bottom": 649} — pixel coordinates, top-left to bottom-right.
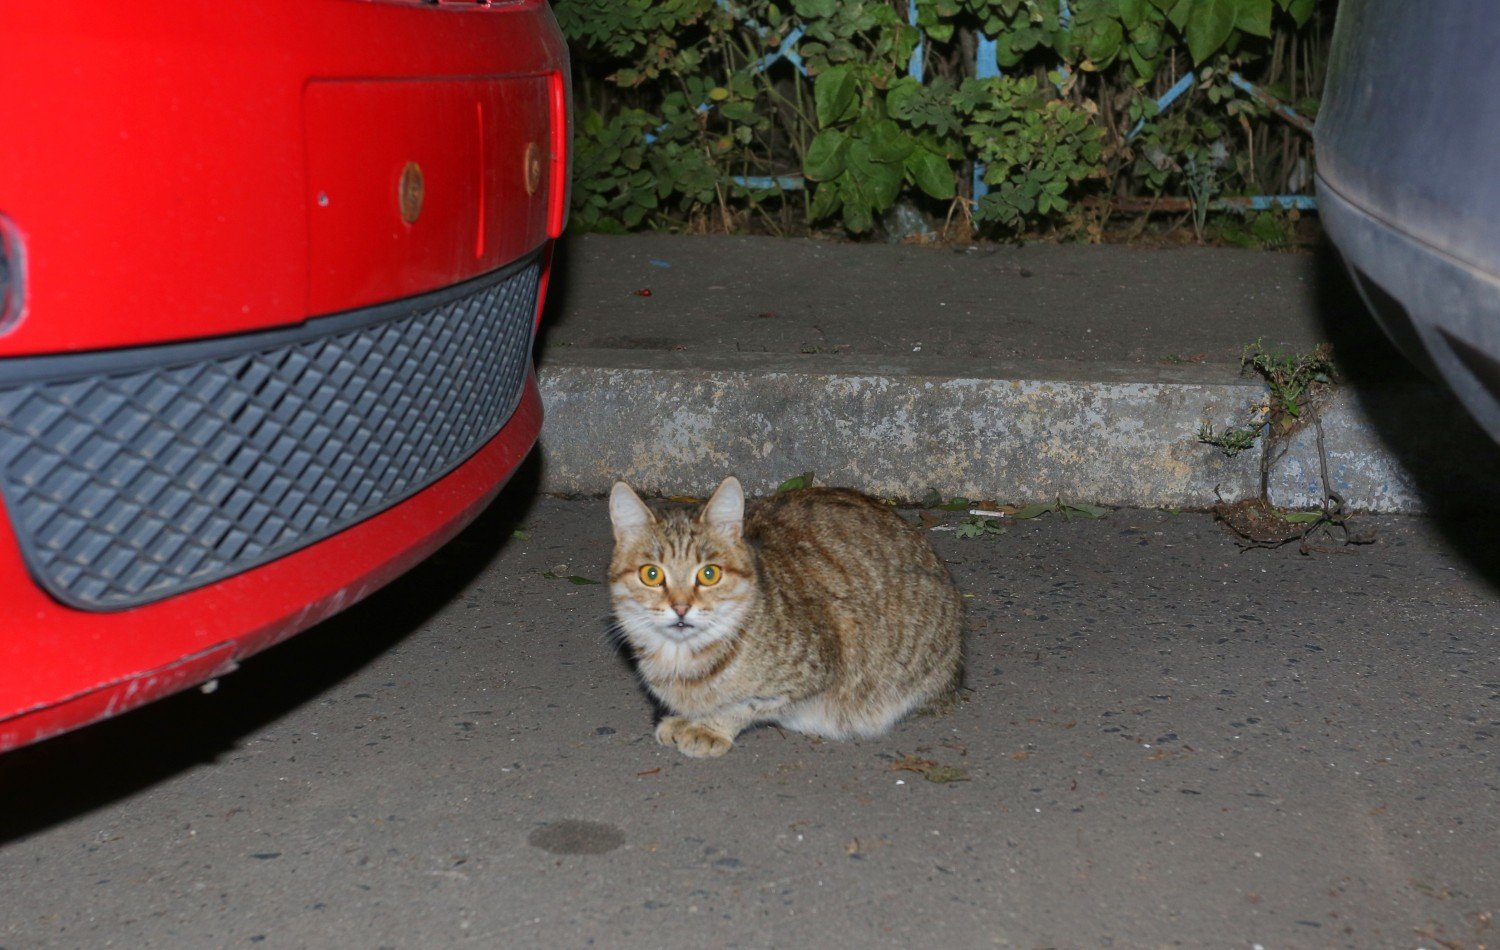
{"left": 534, "top": 235, "right": 1500, "bottom": 513}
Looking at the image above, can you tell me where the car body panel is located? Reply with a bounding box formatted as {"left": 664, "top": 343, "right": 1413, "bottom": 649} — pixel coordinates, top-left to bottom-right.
{"left": 305, "top": 76, "right": 555, "bottom": 313}
{"left": 1317, "top": 0, "right": 1500, "bottom": 441}
{"left": 0, "top": 0, "right": 569, "bottom": 750}
{"left": 0, "top": 378, "right": 543, "bottom": 753}
{"left": 0, "top": 0, "right": 567, "bottom": 356}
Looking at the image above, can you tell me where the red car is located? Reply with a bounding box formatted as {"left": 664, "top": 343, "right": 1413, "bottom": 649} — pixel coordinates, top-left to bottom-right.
{"left": 0, "top": 1, "right": 570, "bottom": 751}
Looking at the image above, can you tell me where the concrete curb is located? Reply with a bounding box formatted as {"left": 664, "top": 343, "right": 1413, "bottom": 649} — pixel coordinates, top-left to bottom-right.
{"left": 536, "top": 354, "right": 1497, "bottom": 513}
{"left": 531, "top": 235, "right": 1500, "bottom": 514}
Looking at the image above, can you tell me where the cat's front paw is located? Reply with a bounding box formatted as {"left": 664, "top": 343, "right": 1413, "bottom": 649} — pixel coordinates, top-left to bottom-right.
{"left": 655, "top": 716, "right": 733, "bottom": 758}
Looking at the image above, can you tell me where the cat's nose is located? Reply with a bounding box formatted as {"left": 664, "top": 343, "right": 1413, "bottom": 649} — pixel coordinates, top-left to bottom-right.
{"left": 671, "top": 603, "right": 691, "bottom": 618}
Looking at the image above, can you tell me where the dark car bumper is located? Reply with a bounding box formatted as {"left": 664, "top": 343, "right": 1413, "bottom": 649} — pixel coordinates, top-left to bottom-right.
{"left": 1316, "top": 0, "right": 1500, "bottom": 441}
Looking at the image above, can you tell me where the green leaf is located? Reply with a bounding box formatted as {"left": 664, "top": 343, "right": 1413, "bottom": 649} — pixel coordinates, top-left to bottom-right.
{"left": 1287, "top": 0, "right": 1315, "bottom": 26}
{"left": 1119, "top": 0, "right": 1148, "bottom": 30}
{"left": 924, "top": 765, "right": 970, "bottom": 783}
{"left": 815, "top": 66, "right": 859, "bottom": 126}
{"left": 804, "top": 129, "right": 849, "bottom": 181}
{"left": 540, "top": 568, "right": 599, "bottom": 584}
{"left": 907, "top": 148, "right": 955, "bottom": 200}
{"left": 922, "top": 488, "right": 971, "bottom": 510}
{"left": 720, "top": 101, "right": 759, "bottom": 123}
{"left": 511, "top": 529, "right": 529, "bottom": 540}
{"left": 1185, "top": 0, "right": 1237, "bottom": 62}
{"left": 1060, "top": 502, "right": 1111, "bottom": 519}
{"left": 868, "top": 161, "right": 904, "bottom": 208}
{"left": 1012, "top": 503, "right": 1053, "bottom": 520}
{"left": 778, "top": 472, "right": 815, "bottom": 493}
{"left": 1128, "top": 41, "right": 1159, "bottom": 80}
{"left": 1281, "top": 510, "right": 1325, "bottom": 524}
{"left": 793, "top": 0, "right": 836, "bottom": 17}
{"left": 954, "top": 516, "right": 1002, "bottom": 539}
{"left": 886, "top": 76, "right": 923, "bottom": 117}
{"left": 842, "top": 198, "right": 875, "bottom": 233}
{"left": 846, "top": 140, "right": 903, "bottom": 208}
{"left": 808, "top": 180, "right": 841, "bottom": 220}
{"left": 866, "top": 119, "right": 916, "bottom": 163}
{"left": 1234, "top": 0, "right": 1273, "bottom": 37}
{"left": 1083, "top": 19, "right": 1125, "bottom": 64}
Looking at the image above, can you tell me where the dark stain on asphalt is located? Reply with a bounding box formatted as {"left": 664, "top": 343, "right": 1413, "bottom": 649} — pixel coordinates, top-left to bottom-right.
{"left": 528, "top": 819, "right": 625, "bottom": 855}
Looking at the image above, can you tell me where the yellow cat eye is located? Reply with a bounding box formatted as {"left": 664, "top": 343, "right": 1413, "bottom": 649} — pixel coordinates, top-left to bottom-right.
{"left": 639, "top": 564, "right": 665, "bottom": 587}
{"left": 696, "top": 564, "right": 722, "bottom": 587}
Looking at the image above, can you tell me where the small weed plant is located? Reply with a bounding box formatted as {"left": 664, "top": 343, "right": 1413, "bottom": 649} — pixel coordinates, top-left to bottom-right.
{"left": 1199, "top": 340, "right": 1373, "bottom": 551}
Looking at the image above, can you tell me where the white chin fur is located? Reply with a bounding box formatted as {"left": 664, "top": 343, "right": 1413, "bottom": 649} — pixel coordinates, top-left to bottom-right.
{"left": 611, "top": 591, "right": 744, "bottom": 653}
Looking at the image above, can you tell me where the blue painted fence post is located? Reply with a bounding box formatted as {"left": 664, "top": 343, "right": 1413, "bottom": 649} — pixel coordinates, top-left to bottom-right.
{"left": 971, "top": 35, "right": 1001, "bottom": 204}
{"left": 907, "top": 0, "right": 924, "bottom": 83}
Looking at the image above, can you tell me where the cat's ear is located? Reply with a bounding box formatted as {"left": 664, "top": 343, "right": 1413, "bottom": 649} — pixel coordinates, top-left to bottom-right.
{"left": 700, "top": 476, "right": 745, "bottom": 539}
{"left": 609, "top": 481, "right": 655, "bottom": 540}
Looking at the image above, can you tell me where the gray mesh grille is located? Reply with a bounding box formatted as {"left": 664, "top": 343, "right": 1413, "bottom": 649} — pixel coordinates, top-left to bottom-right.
{"left": 0, "top": 260, "right": 540, "bottom": 610}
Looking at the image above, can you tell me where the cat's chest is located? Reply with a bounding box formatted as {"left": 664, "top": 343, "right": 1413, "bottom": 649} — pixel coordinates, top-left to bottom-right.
{"left": 639, "top": 639, "right": 743, "bottom": 704}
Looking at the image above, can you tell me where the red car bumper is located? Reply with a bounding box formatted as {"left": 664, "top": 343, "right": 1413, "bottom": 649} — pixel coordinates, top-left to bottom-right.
{"left": 0, "top": 1, "right": 569, "bottom": 751}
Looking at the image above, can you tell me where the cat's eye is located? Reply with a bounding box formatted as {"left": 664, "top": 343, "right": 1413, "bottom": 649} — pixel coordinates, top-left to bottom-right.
{"left": 696, "top": 564, "right": 722, "bottom": 587}
{"left": 639, "top": 564, "right": 665, "bottom": 587}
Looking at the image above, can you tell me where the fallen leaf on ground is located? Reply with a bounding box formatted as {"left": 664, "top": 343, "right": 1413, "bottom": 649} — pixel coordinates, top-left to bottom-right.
{"left": 1012, "top": 499, "right": 1111, "bottom": 521}
{"left": 1025, "top": 718, "right": 1077, "bottom": 729}
{"left": 540, "top": 566, "right": 600, "bottom": 584}
{"left": 920, "top": 488, "right": 973, "bottom": 510}
{"left": 777, "top": 472, "right": 815, "bottom": 493}
{"left": 890, "top": 755, "right": 969, "bottom": 783}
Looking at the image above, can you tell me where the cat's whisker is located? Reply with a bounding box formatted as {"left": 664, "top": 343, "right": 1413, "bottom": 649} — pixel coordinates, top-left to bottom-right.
{"left": 600, "top": 618, "right": 629, "bottom": 646}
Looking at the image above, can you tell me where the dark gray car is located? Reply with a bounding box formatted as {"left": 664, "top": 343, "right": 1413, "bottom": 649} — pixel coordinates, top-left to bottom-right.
{"left": 1317, "top": 0, "right": 1500, "bottom": 442}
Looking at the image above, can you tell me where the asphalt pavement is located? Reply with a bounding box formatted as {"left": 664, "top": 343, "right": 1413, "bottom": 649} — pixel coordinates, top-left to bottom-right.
{"left": 3, "top": 469, "right": 1496, "bottom": 948}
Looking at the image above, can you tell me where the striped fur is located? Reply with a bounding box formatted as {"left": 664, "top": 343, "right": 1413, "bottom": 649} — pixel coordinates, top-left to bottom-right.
{"left": 609, "top": 477, "right": 963, "bottom": 758}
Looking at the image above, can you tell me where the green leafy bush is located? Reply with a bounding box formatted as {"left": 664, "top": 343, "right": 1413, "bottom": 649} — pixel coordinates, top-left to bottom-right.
{"left": 556, "top": 0, "right": 1329, "bottom": 241}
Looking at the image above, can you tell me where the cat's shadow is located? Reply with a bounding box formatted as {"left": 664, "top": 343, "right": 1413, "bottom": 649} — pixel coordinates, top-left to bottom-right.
{"left": 602, "top": 601, "right": 672, "bottom": 728}
{"left": 0, "top": 452, "right": 546, "bottom": 844}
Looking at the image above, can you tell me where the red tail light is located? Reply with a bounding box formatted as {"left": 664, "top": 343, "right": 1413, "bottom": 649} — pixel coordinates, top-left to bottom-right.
{"left": 548, "top": 71, "right": 572, "bottom": 238}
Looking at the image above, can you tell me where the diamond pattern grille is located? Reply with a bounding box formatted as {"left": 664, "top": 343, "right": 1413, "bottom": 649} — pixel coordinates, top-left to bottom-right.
{"left": 0, "top": 263, "right": 540, "bottom": 610}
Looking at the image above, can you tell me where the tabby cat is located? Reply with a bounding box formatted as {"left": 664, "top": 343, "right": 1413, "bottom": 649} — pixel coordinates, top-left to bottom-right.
{"left": 608, "top": 476, "right": 963, "bottom": 758}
